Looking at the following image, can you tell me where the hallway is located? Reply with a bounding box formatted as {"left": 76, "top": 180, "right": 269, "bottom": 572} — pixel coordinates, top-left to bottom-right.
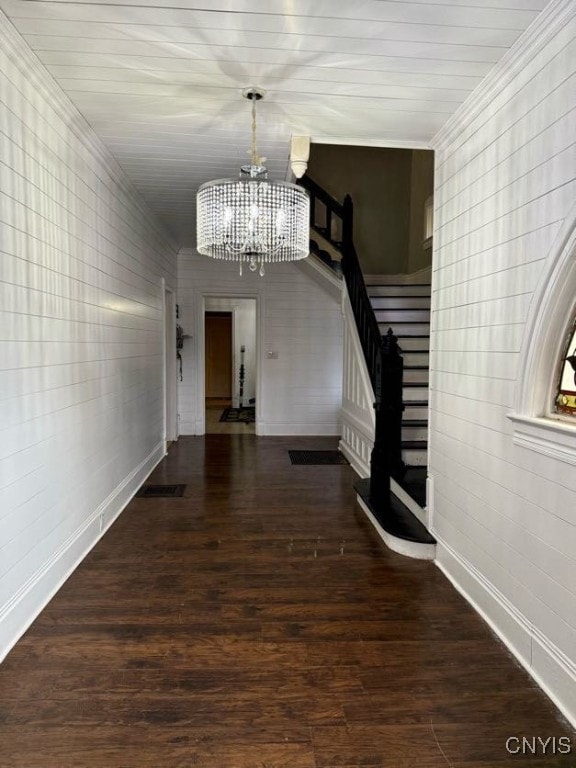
{"left": 0, "top": 437, "right": 573, "bottom": 767}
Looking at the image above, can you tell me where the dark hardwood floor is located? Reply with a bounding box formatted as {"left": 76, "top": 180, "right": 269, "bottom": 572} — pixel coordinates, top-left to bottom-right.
{"left": 0, "top": 436, "right": 573, "bottom": 767}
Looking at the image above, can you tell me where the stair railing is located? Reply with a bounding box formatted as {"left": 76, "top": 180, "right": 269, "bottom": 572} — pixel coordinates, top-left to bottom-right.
{"left": 300, "top": 175, "right": 405, "bottom": 507}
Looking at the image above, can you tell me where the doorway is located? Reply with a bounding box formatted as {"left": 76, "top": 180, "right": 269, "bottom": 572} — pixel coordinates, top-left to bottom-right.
{"left": 205, "top": 311, "right": 233, "bottom": 406}
{"left": 163, "top": 285, "right": 178, "bottom": 451}
{"left": 204, "top": 298, "right": 257, "bottom": 434}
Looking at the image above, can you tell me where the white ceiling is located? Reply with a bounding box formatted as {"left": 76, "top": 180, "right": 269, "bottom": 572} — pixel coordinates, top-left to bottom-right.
{"left": 1, "top": 0, "right": 549, "bottom": 246}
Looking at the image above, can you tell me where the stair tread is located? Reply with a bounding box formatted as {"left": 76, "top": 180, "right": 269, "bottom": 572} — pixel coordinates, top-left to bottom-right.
{"left": 355, "top": 479, "right": 435, "bottom": 545}
{"left": 402, "top": 419, "right": 428, "bottom": 427}
{"left": 404, "top": 365, "right": 429, "bottom": 370}
{"left": 403, "top": 382, "right": 428, "bottom": 387}
{"left": 404, "top": 400, "right": 428, "bottom": 406}
{"left": 368, "top": 283, "right": 431, "bottom": 288}
{"left": 402, "top": 440, "right": 428, "bottom": 448}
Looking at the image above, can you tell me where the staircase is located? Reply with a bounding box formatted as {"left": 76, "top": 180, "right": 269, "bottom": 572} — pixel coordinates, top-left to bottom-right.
{"left": 298, "top": 174, "right": 435, "bottom": 559}
{"left": 368, "top": 282, "right": 430, "bottom": 509}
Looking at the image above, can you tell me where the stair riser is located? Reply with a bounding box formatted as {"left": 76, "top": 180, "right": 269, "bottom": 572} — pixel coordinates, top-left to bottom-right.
{"left": 397, "top": 336, "right": 430, "bottom": 351}
{"left": 403, "top": 405, "right": 428, "bottom": 420}
{"left": 402, "top": 352, "right": 429, "bottom": 367}
{"left": 402, "top": 426, "right": 428, "bottom": 441}
{"left": 403, "top": 386, "right": 428, "bottom": 402}
{"left": 374, "top": 310, "right": 430, "bottom": 323}
{"left": 404, "top": 369, "right": 429, "bottom": 384}
{"left": 368, "top": 285, "right": 431, "bottom": 297}
{"left": 380, "top": 323, "right": 430, "bottom": 335}
{"left": 371, "top": 297, "right": 431, "bottom": 310}
{"left": 402, "top": 448, "right": 428, "bottom": 466}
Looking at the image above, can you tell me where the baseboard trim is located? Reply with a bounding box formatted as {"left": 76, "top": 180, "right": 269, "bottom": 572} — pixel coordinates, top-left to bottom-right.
{"left": 435, "top": 536, "right": 576, "bottom": 729}
{"left": 257, "top": 422, "right": 342, "bottom": 436}
{"left": 0, "top": 441, "right": 165, "bottom": 663}
{"left": 339, "top": 439, "right": 369, "bottom": 478}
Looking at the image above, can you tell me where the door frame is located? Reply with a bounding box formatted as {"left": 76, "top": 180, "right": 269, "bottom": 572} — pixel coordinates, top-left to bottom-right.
{"left": 197, "top": 292, "right": 261, "bottom": 435}
{"left": 162, "top": 280, "right": 178, "bottom": 451}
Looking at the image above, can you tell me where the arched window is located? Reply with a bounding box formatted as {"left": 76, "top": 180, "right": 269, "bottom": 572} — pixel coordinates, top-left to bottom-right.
{"left": 555, "top": 315, "right": 576, "bottom": 417}
{"left": 508, "top": 206, "right": 576, "bottom": 465}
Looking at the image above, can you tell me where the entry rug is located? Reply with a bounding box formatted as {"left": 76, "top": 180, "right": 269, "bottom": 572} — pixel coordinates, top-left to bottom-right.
{"left": 220, "top": 407, "right": 255, "bottom": 423}
{"left": 136, "top": 484, "right": 186, "bottom": 498}
{"left": 289, "top": 450, "right": 349, "bottom": 465}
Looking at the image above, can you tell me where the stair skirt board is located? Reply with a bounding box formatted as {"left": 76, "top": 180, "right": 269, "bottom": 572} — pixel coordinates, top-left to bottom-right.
{"left": 391, "top": 477, "right": 427, "bottom": 527}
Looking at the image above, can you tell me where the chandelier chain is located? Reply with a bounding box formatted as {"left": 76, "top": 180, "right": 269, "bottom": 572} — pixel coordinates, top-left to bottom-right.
{"left": 251, "top": 95, "right": 258, "bottom": 166}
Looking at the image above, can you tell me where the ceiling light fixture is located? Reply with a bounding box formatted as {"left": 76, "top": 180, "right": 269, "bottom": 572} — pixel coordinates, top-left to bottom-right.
{"left": 196, "top": 87, "right": 310, "bottom": 276}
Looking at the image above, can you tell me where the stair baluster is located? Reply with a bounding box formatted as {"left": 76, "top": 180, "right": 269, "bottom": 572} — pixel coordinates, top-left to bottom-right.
{"left": 299, "top": 176, "right": 406, "bottom": 510}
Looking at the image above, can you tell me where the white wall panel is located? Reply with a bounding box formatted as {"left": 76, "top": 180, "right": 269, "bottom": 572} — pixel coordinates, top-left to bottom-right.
{"left": 431, "top": 4, "right": 576, "bottom": 725}
{"left": 177, "top": 249, "right": 343, "bottom": 436}
{"left": 0, "top": 16, "right": 176, "bottom": 660}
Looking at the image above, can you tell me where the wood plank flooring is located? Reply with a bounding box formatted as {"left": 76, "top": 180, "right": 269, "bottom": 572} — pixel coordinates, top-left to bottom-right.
{"left": 0, "top": 436, "right": 574, "bottom": 767}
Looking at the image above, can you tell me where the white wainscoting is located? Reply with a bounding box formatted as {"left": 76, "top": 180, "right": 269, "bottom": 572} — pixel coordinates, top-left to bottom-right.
{"left": 431, "top": 0, "right": 576, "bottom": 726}
{"left": 339, "top": 286, "right": 376, "bottom": 477}
{"left": 0, "top": 14, "right": 177, "bottom": 660}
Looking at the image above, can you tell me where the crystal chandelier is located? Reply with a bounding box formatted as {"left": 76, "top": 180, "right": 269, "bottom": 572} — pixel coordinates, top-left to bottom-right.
{"left": 196, "top": 88, "right": 310, "bottom": 276}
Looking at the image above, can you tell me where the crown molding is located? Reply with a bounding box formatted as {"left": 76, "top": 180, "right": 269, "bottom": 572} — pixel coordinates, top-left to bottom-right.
{"left": 311, "top": 136, "right": 432, "bottom": 150}
{"left": 0, "top": 9, "right": 178, "bottom": 254}
{"left": 431, "top": 0, "right": 575, "bottom": 152}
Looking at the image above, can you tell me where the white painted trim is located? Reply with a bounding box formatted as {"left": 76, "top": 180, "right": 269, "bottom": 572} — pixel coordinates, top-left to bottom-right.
{"left": 512, "top": 203, "right": 576, "bottom": 417}
{"left": 340, "top": 284, "right": 377, "bottom": 474}
{"left": 0, "top": 9, "right": 177, "bottom": 253}
{"left": 357, "top": 495, "right": 436, "bottom": 561}
{"left": 0, "top": 441, "right": 165, "bottom": 663}
{"left": 197, "top": 291, "right": 261, "bottom": 436}
{"left": 296, "top": 255, "right": 342, "bottom": 300}
{"left": 507, "top": 202, "right": 576, "bottom": 457}
{"left": 508, "top": 414, "right": 576, "bottom": 465}
{"left": 432, "top": 0, "right": 575, "bottom": 152}
{"left": 163, "top": 283, "right": 178, "bottom": 447}
{"left": 435, "top": 536, "right": 576, "bottom": 729}
{"left": 363, "top": 266, "right": 432, "bottom": 285}
{"left": 338, "top": 439, "right": 367, "bottom": 478}
{"left": 312, "top": 136, "right": 432, "bottom": 151}
{"left": 258, "top": 422, "right": 341, "bottom": 436}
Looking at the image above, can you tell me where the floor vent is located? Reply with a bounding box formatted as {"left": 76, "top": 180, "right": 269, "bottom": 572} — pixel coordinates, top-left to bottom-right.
{"left": 136, "top": 484, "right": 186, "bottom": 498}
{"left": 289, "top": 450, "right": 348, "bottom": 466}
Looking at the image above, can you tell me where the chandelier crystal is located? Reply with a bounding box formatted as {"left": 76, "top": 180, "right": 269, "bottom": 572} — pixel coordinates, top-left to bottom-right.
{"left": 196, "top": 88, "right": 310, "bottom": 276}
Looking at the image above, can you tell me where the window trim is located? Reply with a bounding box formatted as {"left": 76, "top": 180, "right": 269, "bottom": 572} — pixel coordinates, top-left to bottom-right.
{"left": 507, "top": 204, "right": 576, "bottom": 466}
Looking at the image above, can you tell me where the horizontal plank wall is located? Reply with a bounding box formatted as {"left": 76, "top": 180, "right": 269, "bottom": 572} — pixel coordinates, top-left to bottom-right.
{"left": 178, "top": 249, "right": 343, "bottom": 436}
{"left": 0, "top": 14, "right": 177, "bottom": 660}
{"left": 431, "top": 0, "right": 576, "bottom": 725}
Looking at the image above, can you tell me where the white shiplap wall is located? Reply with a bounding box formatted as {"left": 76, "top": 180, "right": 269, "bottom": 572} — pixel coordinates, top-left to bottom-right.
{"left": 0, "top": 15, "right": 177, "bottom": 659}
{"left": 431, "top": 0, "right": 576, "bottom": 725}
{"left": 178, "top": 249, "right": 343, "bottom": 436}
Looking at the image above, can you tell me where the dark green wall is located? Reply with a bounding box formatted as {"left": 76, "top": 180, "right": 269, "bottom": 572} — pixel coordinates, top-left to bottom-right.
{"left": 307, "top": 144, "right": 433, "bottom": 275}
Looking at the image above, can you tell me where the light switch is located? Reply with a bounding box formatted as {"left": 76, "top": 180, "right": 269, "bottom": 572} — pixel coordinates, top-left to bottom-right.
{"left": 266, "top": 351, "right": 279, "bottom": 359}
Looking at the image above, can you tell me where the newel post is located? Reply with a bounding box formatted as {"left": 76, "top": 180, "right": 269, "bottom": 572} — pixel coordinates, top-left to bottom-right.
{"left": 369, "top": 328, "right": 405, "bottom": 509}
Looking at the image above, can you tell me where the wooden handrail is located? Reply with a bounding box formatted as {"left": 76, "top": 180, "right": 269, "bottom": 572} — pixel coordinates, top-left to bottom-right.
{"left": 300, "top": 174, "right": 406, "bottom": 505}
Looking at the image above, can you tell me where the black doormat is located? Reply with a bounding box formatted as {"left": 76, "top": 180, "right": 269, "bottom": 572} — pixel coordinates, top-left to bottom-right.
{"left": 289, "top": 450, "right": 349, "bottom": 466}
{"left": 220, "top": 407, "right": 255, "bottom": 423}
{"left": 136, "top": 484, "right": 186, "bottom": 498}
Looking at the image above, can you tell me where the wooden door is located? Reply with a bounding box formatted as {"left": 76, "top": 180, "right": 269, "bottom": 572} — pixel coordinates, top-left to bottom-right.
{"left": 205, "top": 312, "right": 232, "bottom": 400}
